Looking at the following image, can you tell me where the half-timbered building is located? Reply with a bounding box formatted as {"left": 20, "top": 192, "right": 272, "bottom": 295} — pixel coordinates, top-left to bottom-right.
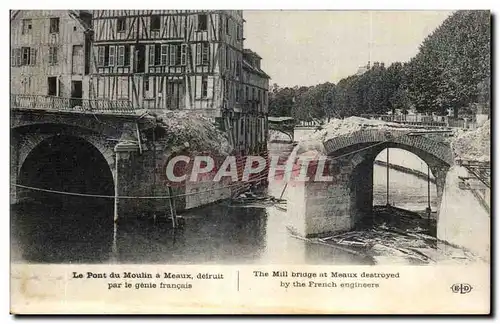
{"left": 89, "top": 10, "right": 269, "bottom": 153}
{"left": 10, "top": 10, "right": 92, "bottom": 101}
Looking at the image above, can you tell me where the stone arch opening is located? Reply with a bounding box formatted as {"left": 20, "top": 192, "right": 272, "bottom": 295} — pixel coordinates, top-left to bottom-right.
{"left": 372, "top": 148, "right": 438, "bottom": 211}
{"left": 13, "top": 135, "right": 116, "bottom": 262}
{"left": 344, "top": 140, "right": 450, "bottom": 232}
{"left": 18, "top": 135, "right": 115, "bottom": 202}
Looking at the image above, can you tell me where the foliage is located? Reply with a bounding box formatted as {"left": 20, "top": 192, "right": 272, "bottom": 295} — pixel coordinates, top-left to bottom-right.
{"left": 268, "top": 10, "right": 490, "bottom": 119}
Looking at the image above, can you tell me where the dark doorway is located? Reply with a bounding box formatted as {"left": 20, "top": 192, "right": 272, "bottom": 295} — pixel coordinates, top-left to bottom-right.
{"left": 71, "top": 80, "right": 83, "bottom": 107}
{"left": 135, "top": 45, "right": 146, "bottom": 73}
{"left": 47, "top": 77, "right": 57, "bottom": 96}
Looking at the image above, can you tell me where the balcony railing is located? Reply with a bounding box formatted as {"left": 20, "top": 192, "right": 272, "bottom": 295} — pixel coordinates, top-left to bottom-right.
{"left": 11, "top": 94, "right": 136, "bottom": 114}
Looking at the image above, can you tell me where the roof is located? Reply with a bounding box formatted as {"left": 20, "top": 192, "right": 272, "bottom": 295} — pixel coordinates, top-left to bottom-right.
{"left": 243, "top": 48, "right": 262, "bottom": 59}
{"left": 242, "top": 59, "right": 271, "bottom": 79}
{"left": 10, "top": 10, "right": 92, "bottom": 32}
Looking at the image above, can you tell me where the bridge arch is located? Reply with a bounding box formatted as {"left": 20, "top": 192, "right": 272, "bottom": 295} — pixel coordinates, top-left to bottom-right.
{"left": 323, "top": 129, "right": 452, "bottom": 229}
{"left": 287, "top": 128, "right": 454, "bottom": 237}
{"left": 15, "top": 132, "right": 115, "bottom": 204}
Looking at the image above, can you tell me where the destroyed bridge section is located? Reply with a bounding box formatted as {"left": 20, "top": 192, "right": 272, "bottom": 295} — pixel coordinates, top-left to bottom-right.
{"left": 287, "top": 118, "right": 454, "bottom": 238}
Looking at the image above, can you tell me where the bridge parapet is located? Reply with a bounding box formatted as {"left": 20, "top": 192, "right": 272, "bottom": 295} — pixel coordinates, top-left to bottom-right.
{"left": 11, "top": 94, "right": 136, "bottom": 114}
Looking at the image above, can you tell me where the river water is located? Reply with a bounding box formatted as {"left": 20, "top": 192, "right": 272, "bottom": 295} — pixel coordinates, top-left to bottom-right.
{"left": 11, "top": 144, "right": 438, "bottom": 265}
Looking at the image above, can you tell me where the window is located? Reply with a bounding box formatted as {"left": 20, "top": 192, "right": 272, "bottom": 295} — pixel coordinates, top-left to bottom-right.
{"left": 236, "top": 60, "right": 241, "bottom": 77}
{"left": 196, "top": 42, "right": 209, "bottom": 65}
{"left": 49, "top": 18, "right": 59, "bottom": 34}
{"left": 97, "top": 46, "right": 105, "bottom": 66}
{"left": 225, "top": 46, "right": 229, "bottom": 68}
{"left": 144, "top": 78, "right": 150, "bottom": 92}
{"left": 22, "top": 47, "right": 30, "bottom": 65}
{"left": 10, "top": 49, "right": 15, "bottom": 66}
{"left": 201, "top": 43, "right": 209, "bottom": 65}
{"left": 180, "top": 44, "right": 187, "bottom": 65}
{"left": 118, "top": 46, "right": 125, "bottom": 66}
{"left": 201, "top": 76, "right": 208, "bottom": 98}
{"left": 124, "top": 45, "right": 130, "bottom": 66}
{"left": 169, "top": 44, "right": 177, "bottom": 66}
{"left": 148, "top": 45, "right": 155, "bottom": 66}
{"left": 109, "top": 46, "right": 116, "bottom": 66}
{"left": 117, "top": 17, "right": 126, "bottom": 33}
{"left": 236, "top": 87, "right": 240, "bottom": 103}
{"left": 160, "top": 45, "right": 168, "bottom": 65}
{"left": 245, "top": 86, "right": 249, "bottom": 101}
{"left": 11, "top": 47, "right": 35, "bottom": 66}
{"left": 104, "top": 46, "right": 110, "bottom": 66}
{"left": 198, "top": 14, "right": 207, "bottom": 31}
{"left": 225, "top": 17, "right": 230, "bottom": 35}
{"left": 148, "top": 44, "right": 165, "bottom": 66}
{"left": 22, "top": 19, "right": 32, "bottom": 35}
{"left": 47, "top": 77, "right": 57, "bottom": 96}
{"left": 150, "top": 15, "right": 161, "bottom": 31}
{"left": 48, "top": 46, "right": 58, "bottom": 65}
{"left": 15, "top": 48, "right": 22, "bottom": 66}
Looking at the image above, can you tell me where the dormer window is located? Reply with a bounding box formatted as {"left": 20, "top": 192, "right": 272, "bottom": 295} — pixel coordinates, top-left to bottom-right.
{"left": 117, "top": 17, "right": 126, "bottom": 33}
{"left": 198, "top": 14, "right": 207, "bottom": 31}
{"left": 150, "top": 15, "right": 161, "bottom": 31}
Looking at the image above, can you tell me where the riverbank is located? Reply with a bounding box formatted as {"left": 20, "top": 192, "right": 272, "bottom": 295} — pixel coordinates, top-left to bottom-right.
{"left": 374, "top": 160, "right": 436, "bottom": 183}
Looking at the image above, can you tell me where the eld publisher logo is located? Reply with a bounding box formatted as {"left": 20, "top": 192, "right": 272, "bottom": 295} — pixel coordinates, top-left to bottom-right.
{"left": 451, "top": 283, "right": 473, "bottom": 294}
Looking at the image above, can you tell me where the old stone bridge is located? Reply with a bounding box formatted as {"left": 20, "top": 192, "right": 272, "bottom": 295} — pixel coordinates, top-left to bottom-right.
{"left": 286, "top": 123, "right": 454, "bottom": 237}
{"left": 10, "top": 95, "right": 233, "bottom": 222}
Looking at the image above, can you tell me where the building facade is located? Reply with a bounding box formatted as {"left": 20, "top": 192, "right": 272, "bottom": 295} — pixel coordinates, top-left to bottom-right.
{"left": 89, "top": 10, "right": 270, "bottom": 153}
{"left": 10, "top": 10, "right": 92, "bottom": 101}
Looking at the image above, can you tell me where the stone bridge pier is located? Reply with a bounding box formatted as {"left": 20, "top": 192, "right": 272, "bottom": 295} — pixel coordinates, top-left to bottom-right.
{"left": 286, "top": 129, "right": 453, "bottom": 238}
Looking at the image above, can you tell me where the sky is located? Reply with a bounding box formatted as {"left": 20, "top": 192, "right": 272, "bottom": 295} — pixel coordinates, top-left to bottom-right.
{"left": 243, "top": 10, "right": 453, "bottom": 87}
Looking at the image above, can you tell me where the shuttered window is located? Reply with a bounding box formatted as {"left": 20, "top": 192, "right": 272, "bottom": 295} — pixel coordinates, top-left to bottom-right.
{"left": 196, "top": 43, "right": 201, "bottom": 65}
{"left": 169, "top": 45, "right": 176, "bottom": 66}
{"left": 148, "top": 45, "right": 155, "bottom": 66}
{"left": 10, "top": 49, "right": 15, "bottom": 66}
{"left": 160, "top": 45, "right": 168, "bottom": 65}
{"left": 201, "top": 43, "right": 209, "bottom": 65}
{"left": 49, "top": 47, "right": 58, "bottom": 65}
{"left": 16, "top": 48, "right": 22, "bottom": 66}
{"left": 117, "top": 46, "right": 125, "bottom": 66}
{"left": 109, "top": 46, "right": 116, "bottom": 66}
{"left": 180, "top": 44, "right": 187, "bottom": 66}
{"left": 201, "top": 76, "right": 208, "bottom": 98}
{"left": 196, "top": 43, "right": 209, "bottom": 66}
{"left": 97, "top": 46, "right": 105, "bottom": 66}
{"left": 29, "top": 48, "right": 36, "bottom": 65}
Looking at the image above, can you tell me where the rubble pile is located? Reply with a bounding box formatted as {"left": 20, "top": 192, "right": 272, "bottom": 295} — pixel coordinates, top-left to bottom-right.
{"left": 452, "top": 120, "right": 490, "bottom": 162}
{"left": 312, "top": 206, "right": 479, "bottom": 265}
{"left": 295, "top": 117, "right": 415, "bottom": 155}
{"left": 269, "top": 130, "right": 291, "bottom": 142}
{"left": 305, "top": 116, "right": 410, "bottom": 143}
{"left": 155, "top": 111, "right": 231, "bottom": 155}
